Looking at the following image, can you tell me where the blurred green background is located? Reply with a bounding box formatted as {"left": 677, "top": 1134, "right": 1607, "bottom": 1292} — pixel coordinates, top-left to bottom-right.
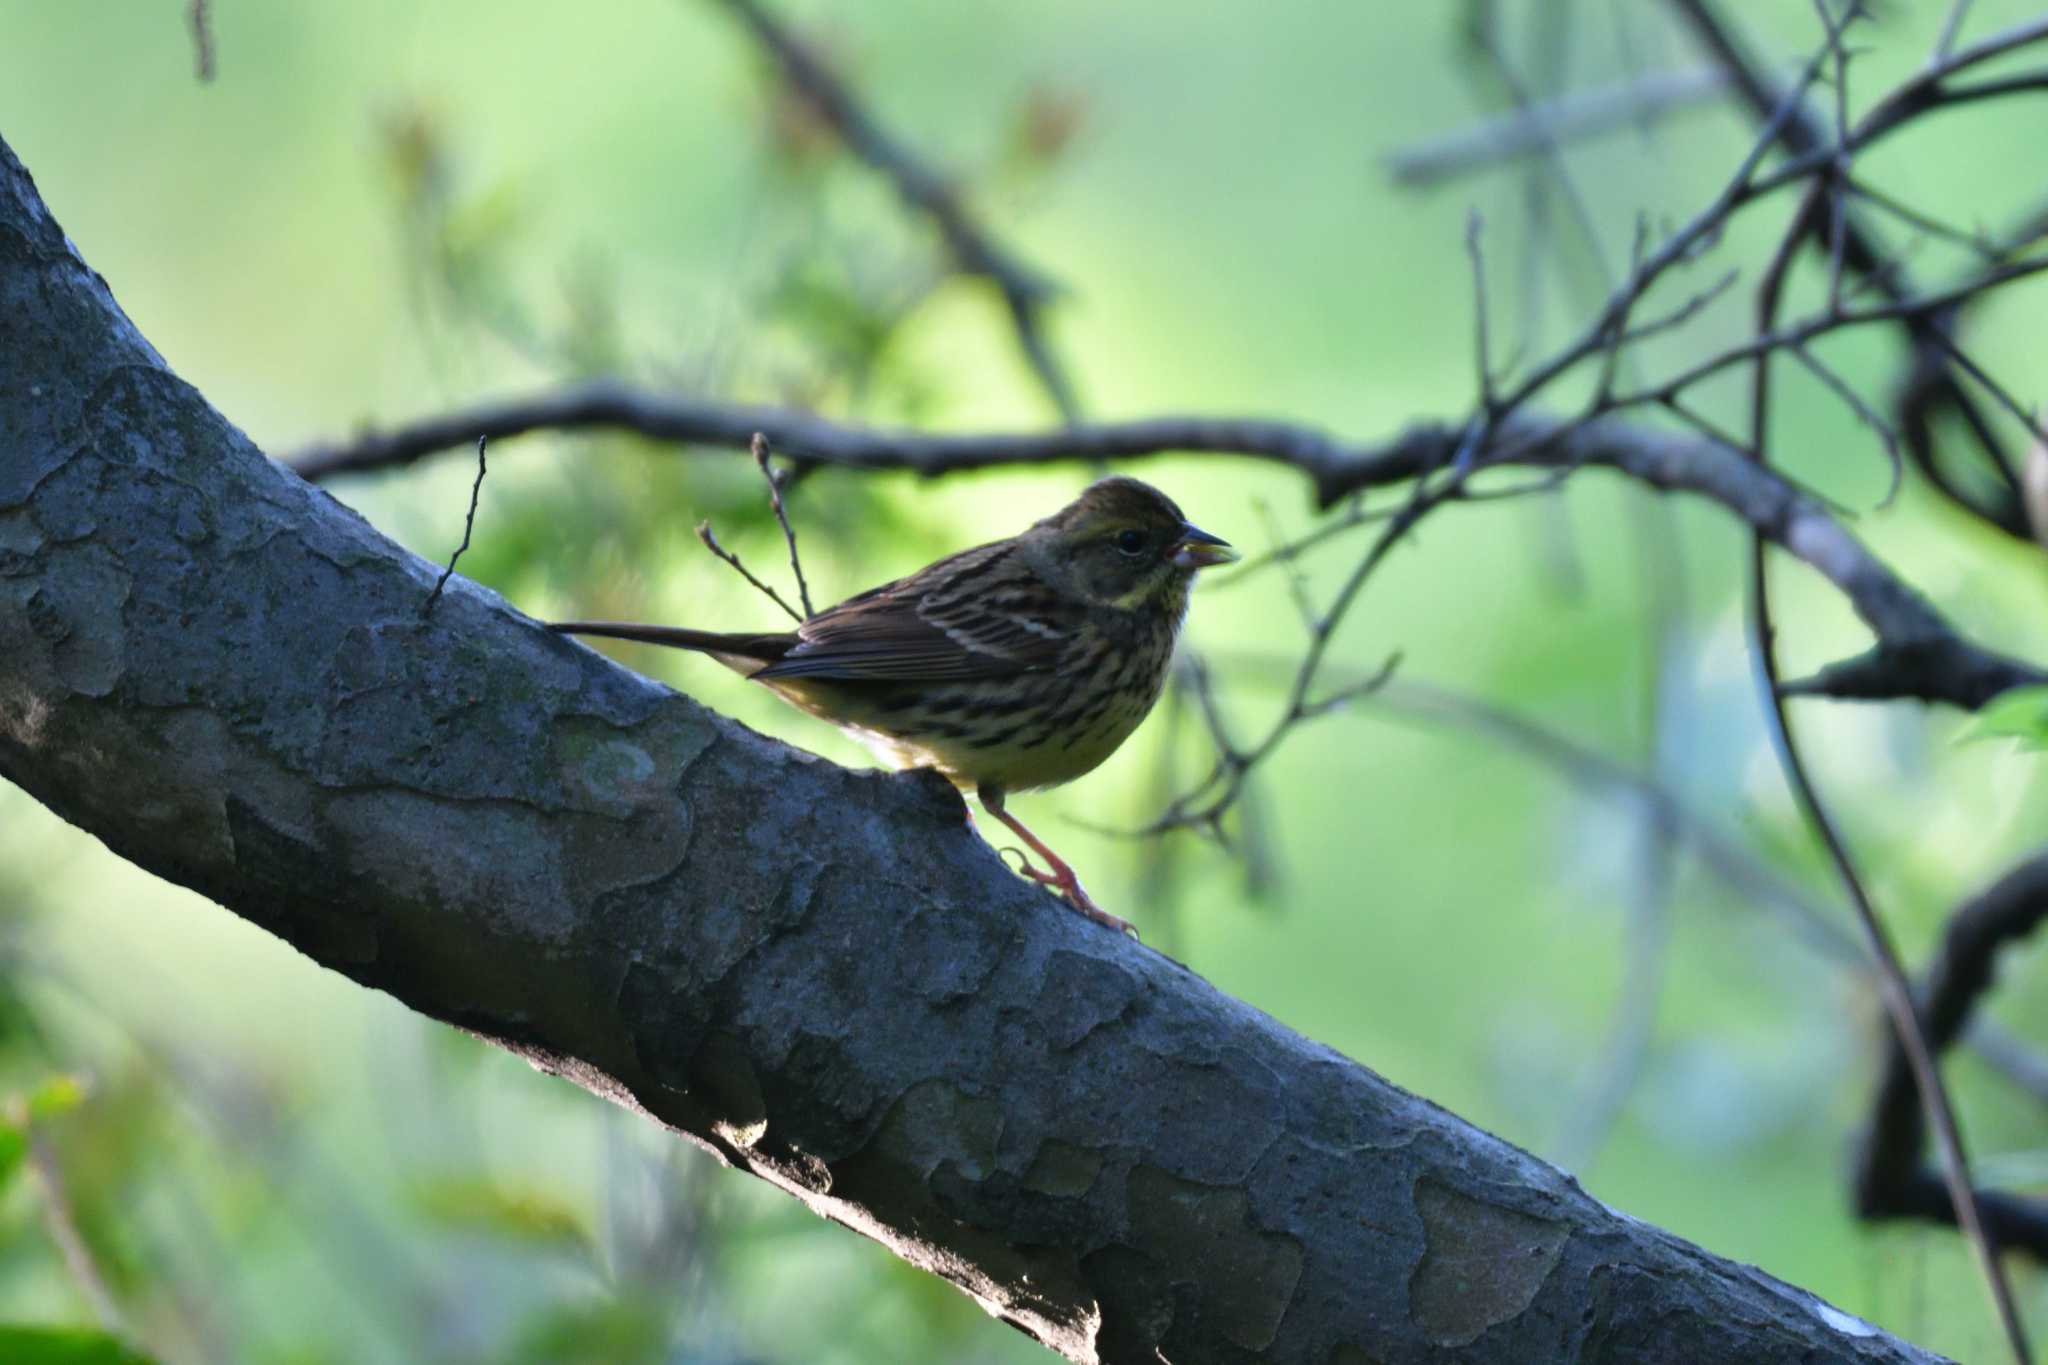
{"left": 4, "top": 2, "right": 2048, "bottom": 1361}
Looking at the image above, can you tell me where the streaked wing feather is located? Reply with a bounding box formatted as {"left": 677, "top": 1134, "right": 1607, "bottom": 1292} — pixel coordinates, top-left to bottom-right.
{"left": 753, "top": 541, "right": 1073, "bottom": 682}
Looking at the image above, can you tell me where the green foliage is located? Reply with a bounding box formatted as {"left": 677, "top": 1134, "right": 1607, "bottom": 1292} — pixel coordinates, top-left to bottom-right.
{"left": 503, "top": 1297, "right": 670, "bottom": 1365}
{"left": 24, "top": 1074, "right": 86, "bottom": 1124}
{"left": 406, "top": 1176, "right": 595, "bottom": 1256}
{"left": 0, "top": 1327, "right": 156, "bottom": 1365}
{"left": 1958, "top": 685, "right": 2048, "bottom": 752}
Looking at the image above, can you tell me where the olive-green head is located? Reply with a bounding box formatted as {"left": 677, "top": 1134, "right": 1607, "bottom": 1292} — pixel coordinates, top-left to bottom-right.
{"left": 1025, "top": 476, "right": 1236, "bottom": 610}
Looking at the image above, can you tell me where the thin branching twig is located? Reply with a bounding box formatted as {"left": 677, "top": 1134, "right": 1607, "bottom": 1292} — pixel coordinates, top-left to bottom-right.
{"left": 1742, "top": 17, "right": 2031, "bottom": 1345}
{"left": 751, "top": 432, "right": 815, "bottom": 619}
{"left": 188, "top": 0, "right": 216, "bottom": 82}
{"left": 694, "top": 522, "right": 805, "bottom": 624}
{"left": 1933, "top": 0, "right": 1977, "bottom": 67}
{"left": 422, "top": 436, "right": 488, "bottom": 618}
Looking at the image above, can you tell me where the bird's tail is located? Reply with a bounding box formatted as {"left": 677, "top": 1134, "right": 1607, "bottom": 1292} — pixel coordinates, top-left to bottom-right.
{"left": 548, "top": 620, "right": 793, "bottom": 668}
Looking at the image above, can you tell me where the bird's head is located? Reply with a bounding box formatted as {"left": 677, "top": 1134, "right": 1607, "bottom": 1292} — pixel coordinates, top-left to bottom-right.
{"left": 1024, "top": 476, "right": 1237, "bottom": 610}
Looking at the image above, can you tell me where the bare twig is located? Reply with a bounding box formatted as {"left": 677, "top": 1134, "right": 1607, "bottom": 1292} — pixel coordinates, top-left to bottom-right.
{"left": 2028, "top": 432, "right": 2048, "bottom": 545}
{"left": 1466, "top": 209, "right": 1499, "bottom": 410}
{"left": 1209, "top": 494, "right": 1390, "bottom": 591}
{"left": 1925, "top": 330, "right": 2048, "bottom": 449}
{"left": 1290, "top": 649, "right": 1402, "bottom": 723}
{"left": 1667, "top": 0, "right": 2041, "bottom": 536}
{"left": 1788, "top": 343, "right": 1904, "bottom": 504}
{"left": 1612, "top": 266, "right": 1740, "bottom": 350}
{"left": 1856, "top": 851, "right": 2048, "bottom": 1258}
{"left": 1136, "top": 500, "right": 1417, "bottom": 834}
{"left": 1744, "top": 61, "right": 2032, "bottom": 1356}
{"left": 289, "top": 390, "right": 1382, "bottom": 486}
{"left": 694, "top": 522, "right": 805, "bottom": 624}
{"left": 1385, "top": 66, "right": 1729, "bottom": 186}
{"left": 1251, "top": 500, "right": 1318, "bottom": 633}
{"left": 1619, "top": 257, "right": 2048, "bottom": 415}
{"left": 1933, "top": 0, "right": 1977, "bottom": 67}
{"left": 712, "top": 0, "right": 1079, "bottom": 421}
{"left": 750, "top": 433, "right": 815, "bottom": 619}
{"left": 1474, "top": 16, "right": 1844, "bottom": 423}
{"left": 1811, "top": 0, "right": 1855, "bottom": 313}
{"left": 188, "top": 0, "right": 216, "bottom": 82}
{"left": 1846, "top": 177, "right": 2003, "bottom": 260}
{"left": 422, "top": 436, "right": 487, "bottom": 618}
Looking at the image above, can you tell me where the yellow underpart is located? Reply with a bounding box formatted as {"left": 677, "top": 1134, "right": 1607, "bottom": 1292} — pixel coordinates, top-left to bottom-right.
{"left": 758, "top": 675, "right": 1151, "bottom": 794}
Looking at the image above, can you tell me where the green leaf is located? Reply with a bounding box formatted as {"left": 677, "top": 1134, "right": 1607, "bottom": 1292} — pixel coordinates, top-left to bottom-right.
{"left": 407, "top": 1176, "right": 594, "bottom": 1254}
{"left": 1957, "top": 685, "right": 2048, "bottom": 752}
{"left": 508, "top": 1298, "right": 669, "bottom": 1365}
{"left": 0, "top": 1126, "right": 24, "bottom": 1193}
{"left": 26, "top": 1074, "right": 87, "bottom": 1122}
{"left": 0, "top": 1325, "right": 158, "bottom": 1365}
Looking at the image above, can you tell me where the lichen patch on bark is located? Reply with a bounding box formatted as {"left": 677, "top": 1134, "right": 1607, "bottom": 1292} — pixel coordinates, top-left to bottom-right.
{"left": 1022, "top": 1138, "right": 1104, "bottom": 1199}
{"left": 1125, "top": 1162, "right": 1306, "bottom": 1351}
{"left": 1407, "top": 1175, "right": 1569, "bottom": 1347}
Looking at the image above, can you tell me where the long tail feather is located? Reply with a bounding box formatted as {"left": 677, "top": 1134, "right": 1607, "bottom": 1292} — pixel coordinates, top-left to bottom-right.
{"left": 548, "top": 620, "right": 790, "bottom": 663}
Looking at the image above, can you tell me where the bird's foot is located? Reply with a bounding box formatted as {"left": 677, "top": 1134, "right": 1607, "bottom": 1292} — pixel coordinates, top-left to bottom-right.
{"left": 1000, "top": 848, "right": 1135, "bottom": 936}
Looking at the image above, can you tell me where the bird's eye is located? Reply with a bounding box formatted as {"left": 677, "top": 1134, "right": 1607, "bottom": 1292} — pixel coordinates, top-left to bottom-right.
{"left": 1114, "top": 529, "right": 1147, "bottom": 556}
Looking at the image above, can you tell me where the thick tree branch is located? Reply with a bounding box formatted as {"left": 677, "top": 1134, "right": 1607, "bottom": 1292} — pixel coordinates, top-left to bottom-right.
{"left": 0, "top": 136, "right": 1949, "bottom": 1364}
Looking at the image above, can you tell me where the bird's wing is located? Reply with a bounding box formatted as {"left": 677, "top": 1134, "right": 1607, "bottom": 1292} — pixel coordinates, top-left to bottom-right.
{"left": 753, "top": 541, "right": 1076, "bottom": 682}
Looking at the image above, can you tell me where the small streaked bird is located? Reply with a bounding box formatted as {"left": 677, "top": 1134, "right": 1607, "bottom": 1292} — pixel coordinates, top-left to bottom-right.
{"left": 550, "top": 476, "right": 1235, "bottom": 935}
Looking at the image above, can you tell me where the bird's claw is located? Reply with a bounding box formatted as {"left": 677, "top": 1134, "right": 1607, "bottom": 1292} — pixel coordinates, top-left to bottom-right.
{"left": 998, "top": 846, "right": 1136, "bottom": 937}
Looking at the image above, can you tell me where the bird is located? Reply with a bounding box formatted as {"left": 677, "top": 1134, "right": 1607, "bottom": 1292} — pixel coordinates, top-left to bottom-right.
{"left": 548, "top": 475, "right": 1236, "bottom": 935}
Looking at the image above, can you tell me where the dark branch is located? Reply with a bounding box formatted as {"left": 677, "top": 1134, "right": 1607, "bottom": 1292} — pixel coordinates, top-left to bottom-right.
{"left": 287, "top": 384, "right": 1378, "bottom": 488}
{"left": 1855, "top": 852, "right": 2048, "bottom": 1259}
{"left": 1780, "top": 641, "right": 2043, "bottom": 709}
{"left": 288, "top": 392, "right": 2048, "bottom": 712}
{"left": 1384, "top": 66, "right": 1730, "bottom": 187}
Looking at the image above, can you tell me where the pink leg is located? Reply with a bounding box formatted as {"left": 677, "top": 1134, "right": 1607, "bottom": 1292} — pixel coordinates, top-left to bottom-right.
{"left": 979, "top": 788, "right": 1136, "bottom": 937}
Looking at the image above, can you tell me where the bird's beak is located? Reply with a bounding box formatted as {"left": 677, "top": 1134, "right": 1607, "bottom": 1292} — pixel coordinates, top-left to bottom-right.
{"left": 1171, "top": 523, "right": 1238, "bottom": 570}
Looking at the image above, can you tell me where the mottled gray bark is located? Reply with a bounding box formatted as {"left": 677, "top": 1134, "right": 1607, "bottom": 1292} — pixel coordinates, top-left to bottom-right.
{"left": 0, "top": 133, "right": 1944, "bottom": 1364}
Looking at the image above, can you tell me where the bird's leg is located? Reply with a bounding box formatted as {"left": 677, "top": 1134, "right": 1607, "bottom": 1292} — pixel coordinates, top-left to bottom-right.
{"left": 978, "top": 788, "right": 1136, "bottom": 937}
